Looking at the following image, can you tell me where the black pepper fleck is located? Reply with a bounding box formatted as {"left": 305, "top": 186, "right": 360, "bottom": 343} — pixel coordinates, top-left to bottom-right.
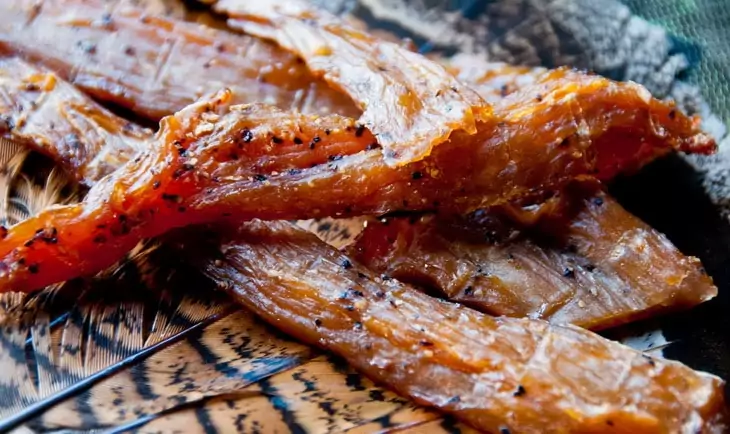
{"left": 513, "top": 385, "right": 526, "bottom": 397}
{"left": 293, "top": 137, "right": 303, "bottom": 145}
{"left": 668, "top": 110, "right": 676, "bottom": 120}
{"left": 419, "top": 340, "right": 434, "bottom": 347}
{"left": 100, "top": 13, "right": 113, "bottom": 27}
{"left": 153, "top": 181, "right": 161, "bottom": 190}
{"left": 563, "top": 267, "right": 575, "bottom": 278}
{"left": 242, "top": 128, "right": 254, "bottom": 143}
{"left": 253, "top": 174, "right": 268, "bottom": 182}
{"left": 314, "top": 319, "right": 322, "bottom": 327}
{"left": 464, "top": 286, "right": 474, "bottom": 296}
{"left": 355, "top": 124, "right": 365, "bottom": 137}
{"left": 161, "top": 193, "right": 181, "bottom": 203}
{"left": 271, "top": 136, "right": 283, "bottom": 144}
{"left": 592, "top": 196, "right": 604, "bottom": 206}
{"left": 65, "top": 134, "right": 81, "bottom": 149}
{"left": 28, "top": 263, "right": 39, "bottom": 274}
{"left": 411, "top": 171, "right": 423, "bottom": 180}
{"left": 643, "top": 354, "right": 656, "bottom": 367}
{"left": 78, "top": 40, "right": 97, "bottom": 54}
{"left": 341, "top": 259, "right": 352, "bottom": 269}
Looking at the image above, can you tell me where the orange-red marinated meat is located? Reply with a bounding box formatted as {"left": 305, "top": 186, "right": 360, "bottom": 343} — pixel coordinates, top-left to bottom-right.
{"left": 182, "top": 220, "right": 727, "bottom": 434}
{"left": 0, "top": 0, "right": 359, "bottom": 120}
{"left": 211, "top": 0, "right": 492, "bottom": 166}
{"left": 3, "top": 54, "right": 716, "bottom": 334}
{"left": 0, "top": 67, "right": 715, "bottom": 294}
{"left": 348, "top": 186, "right": 717, "bottom": 330}
{"left": 0, "top": 91, "right": 375, "bottom": 293}
{"left": 0, "top": 57, "right": 150, "bottom": 185}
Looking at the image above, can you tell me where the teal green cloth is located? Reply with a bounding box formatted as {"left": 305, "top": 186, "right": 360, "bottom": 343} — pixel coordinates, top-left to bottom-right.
{"left": 625, "top": 0, "right": 730, "bottom": 127}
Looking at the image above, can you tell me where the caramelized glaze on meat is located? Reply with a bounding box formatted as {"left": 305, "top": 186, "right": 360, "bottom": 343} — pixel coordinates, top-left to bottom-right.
{"left": 348, "top": 185, "right": 717, "bottom": 330}
{"left": 183, "top": 220, "right": 727, "bottom": 434}
{"left": 0, "top": 69, "right": 714, "bottom": 293}
{"left": 0, "top": 57, "right": 150, "bottom": 185}
{"left": 0, "top": 0, "right": 359, "bottom": 120}
{"left": 213, "top": 0, "right": 491, "bottom": 166}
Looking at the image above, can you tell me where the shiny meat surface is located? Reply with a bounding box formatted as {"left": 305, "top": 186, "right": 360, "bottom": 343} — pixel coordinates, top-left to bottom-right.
{"left": 2, "top": 49, "right": 717, "bottom": 335}
{"left": 183, "top": 220, "right": 727, "bottom": 434}
{"left": 0, "top": 68, "right": 712, "bottom": 294}
{"left": 211, "top": 0, "right": 492, "bottom": 166}
{"left": 446, "top": 54, "right": 547, "bottom": 103}
{"left": 0, "top": 57, "right": 150, "bottom": 185}
{"left": 0, "top": 0, "right": 359, "bottom": 120}
{"left": 2, "top": 53, "right": 716, "bottom": 335}
{"left": 348, "top": 186, "right": 717, "bottom": 330}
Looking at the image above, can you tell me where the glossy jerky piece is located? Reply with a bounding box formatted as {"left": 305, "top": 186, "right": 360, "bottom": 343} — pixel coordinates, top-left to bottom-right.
{"left": 210, "top": 0, "right": 492, "bottom": 166}
{"left": 183, "top": 220, "right": 727, "bottom": 434}
{"left": 0, "top": 0, "right": 359, "bottom": 120}
{"left": 0, "top": 92, "right": 378, "bottom": 293}
{"left": 0, "top": 71, "right": 716, "bottom": 293}
{"left": 200, "top": 69, "right": 714, "bottom": 220}
{"left": 0, "top": 57, "right": 151, "bottom": 186}
{"left": 348, "top": 190, "right": 717, "bottom": 330}
{"left": 5, "top": 54, "right": 715, "bottom": 331}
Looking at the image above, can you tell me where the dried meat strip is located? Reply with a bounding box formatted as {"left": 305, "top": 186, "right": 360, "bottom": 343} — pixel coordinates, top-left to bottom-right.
{"left": 0, "top": 66, "right": 714, "bottom": 294}
{"left": 0, "top": 0, "right": 359, "bottom": 120}
{"left": 182, "top": 220, "right": 727, "bottom": 434}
